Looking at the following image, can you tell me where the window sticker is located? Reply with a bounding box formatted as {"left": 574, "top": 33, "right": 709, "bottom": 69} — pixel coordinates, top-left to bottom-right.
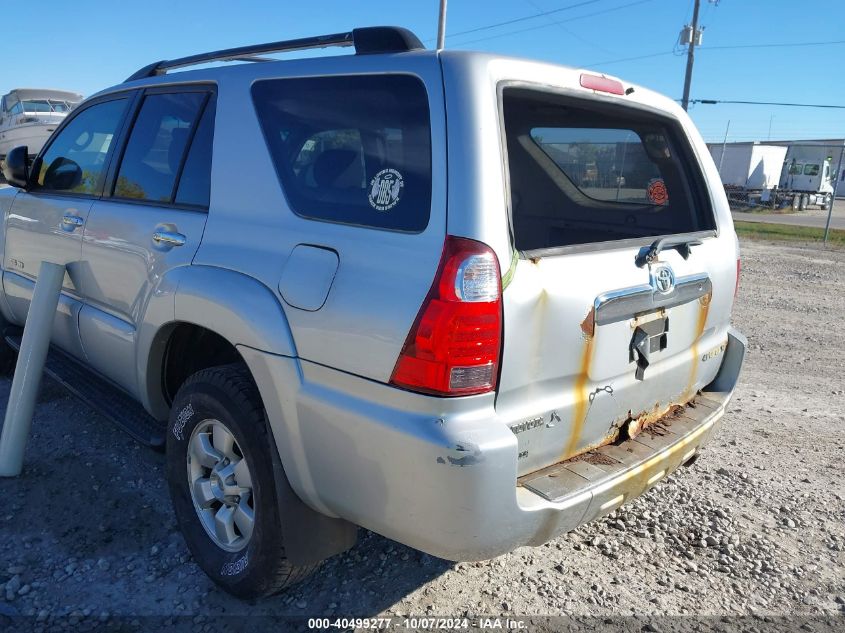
{"left": 368, "top": 168, "right": 404, "bottom": 211}
{"left": 647, "top": 178, "right": 669, "bottom": 205}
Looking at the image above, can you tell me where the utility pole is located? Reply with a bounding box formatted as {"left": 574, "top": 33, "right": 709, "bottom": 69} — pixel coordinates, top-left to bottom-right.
{"left": 681, "top": 0, "right": 702, "bottom": 111}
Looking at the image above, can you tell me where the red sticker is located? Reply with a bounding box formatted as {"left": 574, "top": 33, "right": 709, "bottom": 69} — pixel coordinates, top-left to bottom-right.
{"left": 647, "top": 178, "right": 669, "bottom": 205}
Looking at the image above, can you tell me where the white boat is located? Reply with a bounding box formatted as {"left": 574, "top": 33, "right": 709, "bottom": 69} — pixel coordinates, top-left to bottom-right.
{"left": 0, "top": 88, "right": 83, "bottom": 158}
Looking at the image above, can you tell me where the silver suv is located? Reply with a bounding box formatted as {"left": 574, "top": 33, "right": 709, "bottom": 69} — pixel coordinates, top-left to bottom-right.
{"left": 0, "top": 27, "right": 745, "bottom": 598}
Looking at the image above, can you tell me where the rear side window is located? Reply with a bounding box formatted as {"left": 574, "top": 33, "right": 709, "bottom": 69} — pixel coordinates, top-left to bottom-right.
{"left": 114, "top": 92, "right": 206, "bottom": 202}
{"left": 252, "top": 75, "right": 432, "bottom": 232}
{"left": 175, "top": 99, "right": 215, "bottom": 207}
{"left": 503, "top": 87, "right": 715, "bottom": 252}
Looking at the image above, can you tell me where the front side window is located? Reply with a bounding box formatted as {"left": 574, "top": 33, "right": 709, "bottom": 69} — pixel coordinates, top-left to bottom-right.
{"left": 803, "top": 164, "right": 820, "bottom": 176}
{"left": 503, "top": 87, "right": 713, "bottom": 251}
{"left": 788, "top": 162, "right": 803, "bottom": 175}
{"left": 252, "top": 74, "right": 432, "bottom": 232}
{"left": 114, "top": 92, "right": 207, "bottom": 202}
{"left": 35, "top": 98, "right": 128, "bottom": 194}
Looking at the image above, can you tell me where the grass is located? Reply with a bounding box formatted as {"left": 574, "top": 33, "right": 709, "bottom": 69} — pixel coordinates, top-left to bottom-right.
{"left": 734, "top": 220, "right": 845, "bottom": 247}
{"left": 730, "top": 205, "right": 790, "bottom": 214}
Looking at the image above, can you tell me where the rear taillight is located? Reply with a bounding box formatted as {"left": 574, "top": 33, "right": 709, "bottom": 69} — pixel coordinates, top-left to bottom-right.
{"left": 390, "top": 236, "right": 502, "bottom": 396}
{"left": 735, "top": 258, "right": 741, "bottom": 298}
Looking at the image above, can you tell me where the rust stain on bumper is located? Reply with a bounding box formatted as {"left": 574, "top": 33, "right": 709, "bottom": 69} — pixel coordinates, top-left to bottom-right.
{"left": 563, "top": 399, "right": 693, "bottom": 470}
{"left": 561, "top": 396, "right": 696, "bottom": 467}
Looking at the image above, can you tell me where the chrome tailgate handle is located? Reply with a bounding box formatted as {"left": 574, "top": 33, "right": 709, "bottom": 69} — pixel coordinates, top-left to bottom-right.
{"left": 594, "top": 273, "right": 711, "bottom": 328}
{"left": 152, "top": 230, "right": 186, "bottom": 247}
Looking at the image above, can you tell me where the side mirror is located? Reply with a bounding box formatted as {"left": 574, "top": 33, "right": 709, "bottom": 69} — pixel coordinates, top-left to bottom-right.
{"left": 2, "top": 145, "right": 30, "bottom": 189}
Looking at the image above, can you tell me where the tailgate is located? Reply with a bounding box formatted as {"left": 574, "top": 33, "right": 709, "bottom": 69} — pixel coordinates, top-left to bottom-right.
{"left": 495, "top": 86, "right": 737, "bottom": 476}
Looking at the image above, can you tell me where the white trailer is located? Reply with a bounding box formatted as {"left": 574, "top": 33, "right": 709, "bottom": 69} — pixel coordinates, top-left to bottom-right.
{"left": 709, "top": 143, "right": 787, "bottom": 190}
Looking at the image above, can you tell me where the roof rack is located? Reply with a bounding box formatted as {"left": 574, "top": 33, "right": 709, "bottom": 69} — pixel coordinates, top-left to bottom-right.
{"left": 125, "top": 26, "right": 424, "bottom": 82}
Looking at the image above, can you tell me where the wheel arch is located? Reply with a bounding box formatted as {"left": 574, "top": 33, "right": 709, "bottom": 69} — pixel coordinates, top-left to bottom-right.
{"left": 137, "top": 265, "right": 297, "bottom": 419}
{"left": 139, "top": 267, "right": 353, "bottom": 566}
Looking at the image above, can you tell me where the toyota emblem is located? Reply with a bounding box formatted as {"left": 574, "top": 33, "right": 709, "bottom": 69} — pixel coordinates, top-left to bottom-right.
{"left": 652, "top": 265, "right": 675, "bottom": 294}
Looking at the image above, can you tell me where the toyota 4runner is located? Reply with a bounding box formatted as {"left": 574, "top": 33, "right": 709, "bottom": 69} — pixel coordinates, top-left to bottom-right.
{"left": 0, "top": 26, "right": 745, "bottom": 598}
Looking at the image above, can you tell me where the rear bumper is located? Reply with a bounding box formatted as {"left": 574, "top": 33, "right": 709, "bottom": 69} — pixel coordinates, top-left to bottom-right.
{"left": 243, "top": 327, "right": 746, "bottom": 561}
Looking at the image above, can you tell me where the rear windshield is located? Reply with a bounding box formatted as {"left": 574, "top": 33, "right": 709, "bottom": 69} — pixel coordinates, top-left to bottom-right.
{"left": 252, "top": 74, "right": 432, "bottom": 233}
{"left": 502, "top": 87, "right": 715, "bottom": 252}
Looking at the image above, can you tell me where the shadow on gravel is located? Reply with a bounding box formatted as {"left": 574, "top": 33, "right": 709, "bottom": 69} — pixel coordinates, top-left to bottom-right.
{"left": 0, "top": 376, "right": 451, "bottom": 619}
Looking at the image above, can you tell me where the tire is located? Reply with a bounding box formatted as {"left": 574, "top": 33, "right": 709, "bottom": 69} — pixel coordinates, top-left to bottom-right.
{"left": 821, "top": 194, "right": 832, "bottom": 211}
{"left": 166, "top": 363, "right": 318, "bottom": 599}
{"left": 799, "top": 194, "right": 808, "bottom": 211}
{"left": 791, "top": 194, "right": 800, "bottom": 212}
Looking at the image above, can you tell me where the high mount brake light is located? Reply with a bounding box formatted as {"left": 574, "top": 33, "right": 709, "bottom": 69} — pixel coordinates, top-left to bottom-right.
{"left": 579, "top": 73, "right": 625, "bottom": 96}
{"left": 390, "top": 236, "right": 503, "bottom": 396}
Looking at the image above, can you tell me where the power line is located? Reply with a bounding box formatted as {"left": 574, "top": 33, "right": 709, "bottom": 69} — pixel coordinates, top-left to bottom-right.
{"left": 441, "top": 0, "right": 603, "bottom": 40}
{"left": 691, "top": 99, "right": 845, "bottom": 109}
{"left": 584, "top": 38, "right": 845, "bottom": 68}
{"left": 443, "top": 0, "right": 655, "bottom": 47}
{"left": 584, "top": 50, "right": 675, "bottom": 67}
{"left": 523, "top": 0, "right": 621, "bottom": 57}
{"left": 706, "top": 39, "right": 845, "bottom": 51}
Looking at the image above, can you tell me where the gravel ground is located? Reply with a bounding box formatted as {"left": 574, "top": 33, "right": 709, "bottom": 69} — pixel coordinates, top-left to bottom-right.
{"left": 0, "top": 237, "right": 843, "bottom": 632}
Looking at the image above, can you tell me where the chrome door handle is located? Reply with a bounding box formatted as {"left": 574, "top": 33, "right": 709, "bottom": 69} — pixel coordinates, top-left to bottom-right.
{"left": 152, "top": 231, "right": 186, "bottom": 247}
{"left": 61, "top": 214, "right": 84, "bottom": 228}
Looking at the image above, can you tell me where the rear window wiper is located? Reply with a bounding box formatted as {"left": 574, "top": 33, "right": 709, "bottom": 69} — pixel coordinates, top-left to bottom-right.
{"left": 635, "top": 236, "right": 703, "bottom": 267}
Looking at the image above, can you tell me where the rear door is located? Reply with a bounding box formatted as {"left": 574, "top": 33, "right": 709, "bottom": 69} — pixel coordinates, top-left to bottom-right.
{"left": 495, "top": 87, "right": 737, "bottom": 475}
{"left": 75, "top": 87, "right": 214, "bottom": 396}
{"left": 2, "top": 95, "right": 130, "bottom": 359}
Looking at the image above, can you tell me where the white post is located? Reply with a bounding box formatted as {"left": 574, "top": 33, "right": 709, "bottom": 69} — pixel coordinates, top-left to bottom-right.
{"left": 0, "top": 261, "right": 65, "bottom": 477}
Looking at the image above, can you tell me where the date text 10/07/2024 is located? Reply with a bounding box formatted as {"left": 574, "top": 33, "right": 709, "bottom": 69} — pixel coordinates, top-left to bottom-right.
{"left": 308, "top": 618, "right": 528, "bottom": 630}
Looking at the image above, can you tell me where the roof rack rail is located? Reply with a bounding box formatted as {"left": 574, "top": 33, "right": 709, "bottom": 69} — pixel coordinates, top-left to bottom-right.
{"left": 124, "top": 26, "right": 424, "bottom": 82}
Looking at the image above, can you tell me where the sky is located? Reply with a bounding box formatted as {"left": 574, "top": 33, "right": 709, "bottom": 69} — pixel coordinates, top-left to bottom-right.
{"left": 2, "top": 0, "right": 843, "bottom": 144}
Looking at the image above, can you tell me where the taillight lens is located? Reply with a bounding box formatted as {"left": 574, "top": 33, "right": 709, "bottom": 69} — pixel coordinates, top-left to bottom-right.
{"left": 390, "top": 236, "right": 503, "bottom": 396}
{"left": 735, "top": 258, "right": 741, "bottom": 298}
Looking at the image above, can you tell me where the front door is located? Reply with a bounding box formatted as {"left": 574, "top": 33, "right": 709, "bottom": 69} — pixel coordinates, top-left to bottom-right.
{"left": 75, "top": 88, "right": 215, "bottom": 396}
{"left": 2, "top": 96, "right": 131, "bottom": 359}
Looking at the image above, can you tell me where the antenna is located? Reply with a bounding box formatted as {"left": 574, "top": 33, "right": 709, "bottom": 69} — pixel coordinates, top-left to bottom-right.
{"left": 437, "top": 0, "right": 448, "bottom": 50}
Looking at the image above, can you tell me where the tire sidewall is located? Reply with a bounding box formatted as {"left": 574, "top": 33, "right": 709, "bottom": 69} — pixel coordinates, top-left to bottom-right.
{"left": 166, "top": 373, "right": 284, "bottom": 598}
